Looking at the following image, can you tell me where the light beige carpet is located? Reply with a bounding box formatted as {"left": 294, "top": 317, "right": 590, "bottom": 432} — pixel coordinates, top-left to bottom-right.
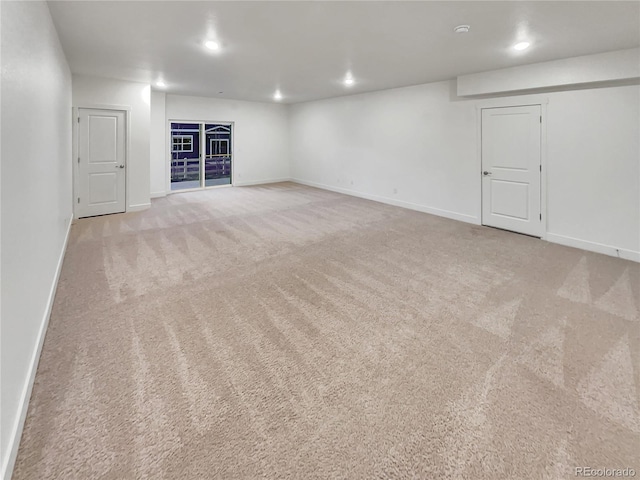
{"left": 13, "top": 182, "right": 640, "bottom": 479}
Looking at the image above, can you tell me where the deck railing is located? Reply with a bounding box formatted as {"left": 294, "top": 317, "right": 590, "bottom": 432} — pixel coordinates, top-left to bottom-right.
{"left": 171, "top": 156, "right": 231, "bottom": 182}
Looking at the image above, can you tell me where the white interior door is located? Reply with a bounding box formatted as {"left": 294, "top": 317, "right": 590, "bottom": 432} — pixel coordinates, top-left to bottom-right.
{"left": 481, "top": 105, "right": 542, "bottom": 237}
{"left": 77, "top": 108, "right": 126, "bottom": 218}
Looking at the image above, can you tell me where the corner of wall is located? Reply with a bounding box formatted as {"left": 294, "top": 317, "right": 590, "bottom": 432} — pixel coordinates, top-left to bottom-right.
{"left": 285, "top": 102, "right": 295, "bottom": 180}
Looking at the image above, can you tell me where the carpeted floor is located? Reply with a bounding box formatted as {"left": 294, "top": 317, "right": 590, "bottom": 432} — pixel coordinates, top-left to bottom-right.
{"left": 13, "top": 182, "right": 640, "bottom": 479}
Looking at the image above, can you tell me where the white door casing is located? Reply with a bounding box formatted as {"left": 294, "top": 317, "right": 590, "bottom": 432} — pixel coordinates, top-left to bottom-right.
{"left": 481, "top": 105, "right": 542, "bottom": 237}
{"left": 76, "top": 108, "right": 126, "bottom": 218}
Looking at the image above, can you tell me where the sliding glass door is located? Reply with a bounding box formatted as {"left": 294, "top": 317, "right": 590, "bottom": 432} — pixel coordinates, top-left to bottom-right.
{"left": 170, "top": 121, "right": 232, "bottom": 191}
{"left": 204, "top": 124, "right": 232, "bottom": 187}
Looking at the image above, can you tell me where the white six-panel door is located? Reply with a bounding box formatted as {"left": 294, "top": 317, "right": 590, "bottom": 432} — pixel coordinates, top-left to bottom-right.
{"left": 481, "top": 105, "right": 542, "bottom": 237}
{"left": 77, "top": 108, "right": 126, "bottom": 218}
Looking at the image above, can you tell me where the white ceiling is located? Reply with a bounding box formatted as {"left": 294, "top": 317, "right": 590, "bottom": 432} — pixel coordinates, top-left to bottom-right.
{"left": 48, "top": 1, "right": 640, "bottom": 104}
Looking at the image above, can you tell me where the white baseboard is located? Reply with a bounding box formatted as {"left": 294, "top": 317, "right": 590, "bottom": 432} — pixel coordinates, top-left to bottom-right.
{"left": 127, "top": 202, "right": 151, "bottom": 213}
{"left": 234, "top": 177, "right": 292, "bottom": 187}
{"left": 1, "top": 217, "right": 73, "bottom": 480}
{"left": 150, "top": 191, "right": 166, "bottom": 199}
{"left": 291, "top": 178, "right": 480, "bottom": 225}
{"left": 546, "top": 233, "right": 640, "bottom": 262}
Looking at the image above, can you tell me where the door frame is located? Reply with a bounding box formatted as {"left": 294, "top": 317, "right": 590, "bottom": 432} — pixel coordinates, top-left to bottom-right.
{"left": 475, "top": 96, "right": 549, "bottom": 239}
{"left": 72, "top": 104, "right": 131, "bottom": 218}
{"left": 166, "top": 119, "right": 235, "bottom": 194}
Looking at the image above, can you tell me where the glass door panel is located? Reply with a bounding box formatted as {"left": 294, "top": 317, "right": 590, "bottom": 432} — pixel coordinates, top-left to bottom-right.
{"left": 204, "top": 124, "right": 232, "bottom": 187}
{"left": 170, "top": 122, "right": 201, "bottom": 191}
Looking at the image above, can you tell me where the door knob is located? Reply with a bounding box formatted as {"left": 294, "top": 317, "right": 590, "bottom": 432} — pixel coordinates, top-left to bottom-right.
{"left": 483, "top": 171, "right": 492, "bottom": 176}
{"left": 116, "top": 165, "right": 125, "bottom": 169}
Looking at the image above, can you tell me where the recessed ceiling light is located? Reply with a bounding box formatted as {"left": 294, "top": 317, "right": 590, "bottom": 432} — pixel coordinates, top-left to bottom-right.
{"left": 454, "top": 25, "right": 470, "bottom": 34}
{"left": 343, "top": 73, "right": 355, "bottom": 87}
{"left": 205, "top": 40, "right": 220, "bottom": 51}
{"left": 155, "top": 80, "right": 166, "bottom": 88}
{"left": 513, "top": 41, "right": 530, "bottom": 51}
{"left": 274, "top": 90, "right": 283, "bottom": 101}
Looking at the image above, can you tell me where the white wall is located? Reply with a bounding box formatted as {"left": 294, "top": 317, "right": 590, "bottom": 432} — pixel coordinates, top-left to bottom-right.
{"left": 290, "top": 78, "right": 640, "bottom": 260}
{"left": 150, "top": 90, "right": 167, "bottom": 197}
{"left": 72, "top": 75, "right": 151, "bottom": 210}
{"left": 1, "top": 2, "right": 73, "bottom": 478}
{"left": 290, "top": 81, "right": 479, "bottom": 223}
{"left": 545, "top": 85, "right": 639, "bottom": 256}
{"left": 150, "top": 93, "right": 290, "bottom": 195}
